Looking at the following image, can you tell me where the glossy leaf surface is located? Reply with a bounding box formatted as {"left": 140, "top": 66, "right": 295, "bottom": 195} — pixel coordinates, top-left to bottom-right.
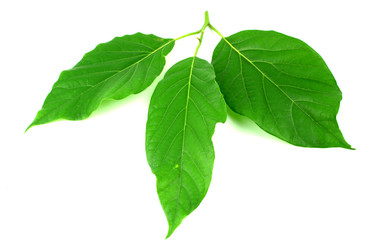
{"left": 27, "top": 33, "right": 174, "bottom": 130}
{"left": 146, "top": 57, "right": 226, "bottom": 237}
{"left": 212, "top": 30, "right": 351, "bottom": 148}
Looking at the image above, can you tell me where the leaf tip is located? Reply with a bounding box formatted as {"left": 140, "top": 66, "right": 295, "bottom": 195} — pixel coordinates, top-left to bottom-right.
{"left": 346, "top": 145, "right": 356, "bottom": 150}
{"left": 165, "top": 226, "right": 176, "bottom": 239}
{"left": 25, "top": 117, "right": 40, "bottom": 133}
{"left": 340, "top": 139, "right": 354, "bottom": 150}
{"left": 165, "top": 218, "right": 181, "bottom": 239}
{"left": 24, "top": 123, "right": 34, "bottom": 133}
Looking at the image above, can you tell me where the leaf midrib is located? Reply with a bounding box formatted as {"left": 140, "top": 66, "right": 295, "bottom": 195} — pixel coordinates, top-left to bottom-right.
{"left": 172, "top": 56, "right": 196, "bottom": 229}
{"left": 220, "top": 37, "right": 348, "bottom": 147}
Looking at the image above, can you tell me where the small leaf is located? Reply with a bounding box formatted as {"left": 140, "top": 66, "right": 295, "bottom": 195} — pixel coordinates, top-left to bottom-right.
{"left": 212, "top": 30, "right": 352, "bottom": 149}
{"left": 146, "top": 57, "right": 226, "bottom": 237}
{"left": 27, "top": 33, "right": 174, "bottom": 131}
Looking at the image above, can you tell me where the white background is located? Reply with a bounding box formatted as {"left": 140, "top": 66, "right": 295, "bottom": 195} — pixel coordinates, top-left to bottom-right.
{"left": 1, "top": 0, "right": 365, "bottom": 239}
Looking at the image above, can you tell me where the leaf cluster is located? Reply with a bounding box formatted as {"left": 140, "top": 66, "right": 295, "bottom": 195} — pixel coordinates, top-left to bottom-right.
{"left": 26, "top": 11, "right": 352, "bottom": 238}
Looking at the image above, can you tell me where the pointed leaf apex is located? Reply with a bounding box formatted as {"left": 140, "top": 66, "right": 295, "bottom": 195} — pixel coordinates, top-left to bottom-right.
{"left": 24, "top": 123, "right": 34, "bottom": 133}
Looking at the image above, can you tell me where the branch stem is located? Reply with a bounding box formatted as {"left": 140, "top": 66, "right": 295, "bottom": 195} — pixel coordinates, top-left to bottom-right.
{"left": 193, "top": 11, "right": 210, "bottom": 57}
{"left": 174, "top": 30, "right": 201, "bottom": 41}
{"left": 174, "top": 11, "right": 211, "bottom": 57}
{"left": 208, "top": 23, "right": 225, "bottom": 39}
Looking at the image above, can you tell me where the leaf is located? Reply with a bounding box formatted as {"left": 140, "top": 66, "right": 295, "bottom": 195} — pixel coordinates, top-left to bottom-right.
{"left": 212, "top": 30, "right": 352, "bottom": 149}
{"left": 145, "top": 57, "right": 226, "bottom": 238}
{"left": 26, "top": 33, "right": 174, "bottom": 131}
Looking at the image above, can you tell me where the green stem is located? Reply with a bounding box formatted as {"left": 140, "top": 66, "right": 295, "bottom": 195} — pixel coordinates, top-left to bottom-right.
{"left": 193, "top": 31, "right": 204, "bottom": 57}
{"left": 209, "top": 23, "right": 253, "bottom": 65}
{"left": 174, "top": 11, "right": 211, "bottom": 57}
{"left": 174, "top": 30, "right": 201, "bottom": 41}
{"left": 201, "top": 11, "right": 210, "bottom": 32}
{"left": 208, "top": 23, "right": 225, "bottom": 39}
{"left": 193, "top": 11, "right": 210, "bottom": 57}
{"left": 209, "top": 23, "right": 242, "bottom": 57}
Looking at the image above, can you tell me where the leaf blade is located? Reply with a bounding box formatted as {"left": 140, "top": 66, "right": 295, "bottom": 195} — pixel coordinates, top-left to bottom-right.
{"left": 212, "top": 30, "right": 351, "bottom": 149}
{"left": 27, "top": 33, "right": 174, "bottom": 131}
{"left": 146, "top": 57, "right": 226, "bottom": 238}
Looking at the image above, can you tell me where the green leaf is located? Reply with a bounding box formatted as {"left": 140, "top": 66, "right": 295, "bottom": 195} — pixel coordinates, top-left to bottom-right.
{"left": 212, "top": 30, "right": 352, "bottom": 149}
{"left": 26, "top": 33, "right": 174, "bottom": 131}
{"left": 146, "top": 57, "right": 226, "bottom": 238}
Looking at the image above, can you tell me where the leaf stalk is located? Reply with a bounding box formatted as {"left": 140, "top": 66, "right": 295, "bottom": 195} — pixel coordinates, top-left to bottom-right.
{"left": 173, "top": 11, "right": 211, "bottom": 57}
{"left": 193, "top": 11, "right": 210, "bottom": 57}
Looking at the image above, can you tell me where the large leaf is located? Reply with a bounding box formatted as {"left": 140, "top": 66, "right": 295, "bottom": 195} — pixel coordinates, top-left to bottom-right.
{"left": 212, "top": 30, "right": 351, "bottom": 149}
{"left": 27, "top": 33, "right": 174, "bottom": 131}
{"left": 146, "top": 57, "right": 226, "bottom": 237}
